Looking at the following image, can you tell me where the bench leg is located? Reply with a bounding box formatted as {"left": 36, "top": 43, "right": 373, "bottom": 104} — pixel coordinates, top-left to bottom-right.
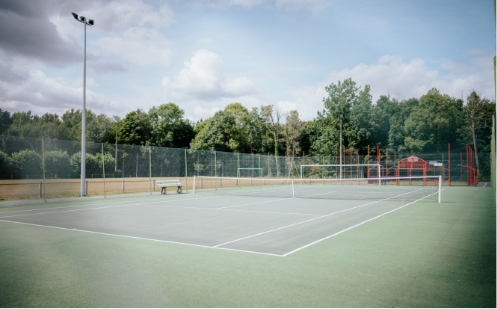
{"left": 161, "top": 187, "right": 167, "bottom": 195}
{"left": 177, "top": 186, "right": 182, "bottom": 194}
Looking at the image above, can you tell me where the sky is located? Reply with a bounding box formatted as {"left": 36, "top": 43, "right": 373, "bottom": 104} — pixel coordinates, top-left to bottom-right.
{"left": 0, "top": 0, "right": 495, "bottom": 122}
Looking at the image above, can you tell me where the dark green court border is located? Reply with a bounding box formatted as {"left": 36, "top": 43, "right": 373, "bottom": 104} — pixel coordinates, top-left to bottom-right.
{"left": 0, "top": 187, "right": 494, "bottom": 307}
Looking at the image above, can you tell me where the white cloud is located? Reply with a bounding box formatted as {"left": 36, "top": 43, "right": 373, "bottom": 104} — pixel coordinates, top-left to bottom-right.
{"left": 222, "top": 77, "right": 256, "bottom": 96}
{"left": 191, "top": 105, "right": 222, "bottom": 121}
{"left": 0, "top": 60, "right": 121, "bottom": 116}
{"left": 276, "top": 100, "right": 298, "bottom": 114}
{"left": 173, "top": 49, "right": 224, "bottom": 95}
{"left": 51, "top": 0, "right": 175, "bottom": 42}
{"left": 163, "top": 49, "right": 256, "bottom": 100}
{"left": 282, "top": 85, "right": 326, "bottom": 121}
{"left": 93, "top": 27, "right": 174, "bottom": 67}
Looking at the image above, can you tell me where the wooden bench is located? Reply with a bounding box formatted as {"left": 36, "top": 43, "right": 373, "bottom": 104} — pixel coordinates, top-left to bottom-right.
{"left": 156, "top": 180, "right": 183, "bottom": 195}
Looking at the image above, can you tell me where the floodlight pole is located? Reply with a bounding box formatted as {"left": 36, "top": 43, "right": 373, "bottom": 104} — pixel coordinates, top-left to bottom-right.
{"left": 72, "top": 12, "right": 94, "bottom": 197}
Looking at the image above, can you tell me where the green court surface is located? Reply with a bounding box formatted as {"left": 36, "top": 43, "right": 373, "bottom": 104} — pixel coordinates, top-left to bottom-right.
{"left": 0, "top": 186, "right": 494, "bottom": 307}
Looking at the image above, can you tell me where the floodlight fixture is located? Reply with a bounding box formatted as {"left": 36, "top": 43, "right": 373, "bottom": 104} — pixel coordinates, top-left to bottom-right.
{"left": 71, "top": 12, "right": 94, "bottom": 196}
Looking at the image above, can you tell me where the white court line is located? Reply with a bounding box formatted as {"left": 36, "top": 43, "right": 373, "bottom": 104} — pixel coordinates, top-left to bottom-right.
{"left": 0, "top": 195, "right": 317, "bottom": 219}
{"left": 216, "top": 196, "right": 294, "bottom": 209}
{"left": 0, "top": 193, "right": 235, "bottom": 216}
{"left": 156, "top": 204, "right": 318, "bottom": 216}
{"left": 0, "top": 193, "right": 248, "bottom": 219}
{"left": 0, "top": 219, "right": 283, "bottom": 257}
{"left": 212, "top": 189, "right": 422, "bottom": 248}
{"left": 0, "top": 194, "right": 315, "bottom": 220}
{"left": 282, "top": 190, "right": 440, "bottom": 256}
{"left": 195, "top": 186, "right": 292, "bottom": 197}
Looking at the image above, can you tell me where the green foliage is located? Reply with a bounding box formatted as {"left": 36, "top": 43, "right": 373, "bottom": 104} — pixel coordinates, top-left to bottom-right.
{"left": 11, "top": 149, "right": 42, "bottom": 178}
{"left": 148, "top": 103, "right": 194, "bottom": 148}
{"left": 190, "top": 103, "right": 258, "bottom": 153}
{"left": 70, "top": 151, "right": 115, "bottom": 177}
{"left": 0, "top": 150, "right": 13, "bottom": 177}
{"left": 403, "top": 88, "right": 463, "bottom": 152}
{"left": 311, "top": 78, "right": 373, "bottom": 155}
{"left": 44, "top": 150, "right": 71, "bottom": 178}
{"left": 119, "top": 109, "right": 152, "bottom": 146}
{"left": 0, "top": 109, "right": 12, "bottom": 135}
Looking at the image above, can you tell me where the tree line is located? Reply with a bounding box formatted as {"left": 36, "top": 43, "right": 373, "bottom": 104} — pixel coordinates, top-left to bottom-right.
{"left": 1, "top": 78, "right": 494, "bottom": 173}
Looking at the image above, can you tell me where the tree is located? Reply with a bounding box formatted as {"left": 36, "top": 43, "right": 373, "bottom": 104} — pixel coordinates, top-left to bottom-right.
{"left": 387, "top": 98, "right": 419, "bottom": 151}
{"left": 349, "top": 84, "right": 373, "bottom": 152}
{"left": 403, "top": 88, "right": 463, "bottom": 152}
{"left": 87, "top": 112, "right": 114, "bottom": 143}
{"left": 245, "top": 107, "right": 265, "bottom": 153}
{"left": 371, "top": 95, "right": 400, "bottom": 148}
{"left": 148, "top": 103, "right": 194, "bottom": 148}
{"left": 461, "top": 91, "right": 495, "bottom": 174}
{"left": 261, "top": 105, "right": 285, "bottom": 175}
{"left": 310, "top": 78, "right": 371, "bottom": 155}
{"left": 285, "top": 110, "right": 301, "bottom": 157}
{"left": 61, "top": 109, "right": 83, "bottom": 141}
{"left": 119, "top": 109, "right": 152, "bottom": 146}
{"left": 190, "top": 103, "right": 249, "bottom": 152}
{"left": 0, "top": 109, "right": 12, "bottom": 135}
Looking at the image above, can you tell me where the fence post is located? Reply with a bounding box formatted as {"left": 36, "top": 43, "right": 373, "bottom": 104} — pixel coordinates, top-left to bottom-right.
{"left": 214, "top": 151, "right": 217, "bottom": 177}
{"left": 86, "top": 180, "right": 88, "bottom": 196}
{"left": 42, "top": 136, "right": 46, "bottom": 203}
{"left": 102, "top": 143, "right": 106, "bottom": 198}
{"left": 39, "top": 182, "right": 42, "bottom": 199}
{"left": 448, "top": 143, "right": 451, "bottom": 186}
{"left": 122, "top": 179, "right": 125, "bottom": 193}
{"left": 184, "top": 149, "right": 188, "bottom": 193}
{"left": 149, "top": 146, "right": 152, "bottom": 195}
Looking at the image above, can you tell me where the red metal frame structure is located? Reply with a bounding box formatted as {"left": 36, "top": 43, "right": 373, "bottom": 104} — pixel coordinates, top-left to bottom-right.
{"left": 367, "top": 144, "right": 476, "bottom": 186}
{"left": 396, "top": 156, "right": 427, "bottom": 185}
{"left": 466, "top": 144, "right": 478, "bottom": 186}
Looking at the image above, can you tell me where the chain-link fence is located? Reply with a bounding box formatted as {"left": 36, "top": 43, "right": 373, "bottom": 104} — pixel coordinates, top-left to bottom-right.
{"left": 0, "top": 135, "right": 488, "bottom": 201}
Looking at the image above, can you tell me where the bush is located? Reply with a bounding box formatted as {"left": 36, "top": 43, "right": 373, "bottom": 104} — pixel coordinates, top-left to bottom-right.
{"left": 44, "top": 150, "right": 71, "bottom": 178}
{"left": 11, "top": 149, "right": 42, "bottom": 179}
{"left": 0, "top": 151, "right": 14, "bottom": 179}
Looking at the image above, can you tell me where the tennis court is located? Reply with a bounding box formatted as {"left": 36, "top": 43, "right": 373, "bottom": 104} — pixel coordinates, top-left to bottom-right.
{"left": 0, "top": 179, "right": 494, "bottom": 307}
{"left": 0, "top": 177, "right": 440, "bottom": 257}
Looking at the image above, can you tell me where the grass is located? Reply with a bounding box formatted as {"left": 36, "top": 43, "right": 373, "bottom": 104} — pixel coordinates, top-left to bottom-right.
{"left": 0, "top": 186, "right": 494, "bottom": 307}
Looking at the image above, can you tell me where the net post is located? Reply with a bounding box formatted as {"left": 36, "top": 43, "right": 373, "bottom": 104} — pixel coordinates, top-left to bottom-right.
{"left": 193, "top": 175, "right": 196, "bottom": 195}
{"left": 438, "top": 175, "right": 442, "bottom": 203}
{"left": 291, "top": 178, "right": 295, "bottom": 198}
{"left": 377, "top": 164, "right": 381, "bottom": 186}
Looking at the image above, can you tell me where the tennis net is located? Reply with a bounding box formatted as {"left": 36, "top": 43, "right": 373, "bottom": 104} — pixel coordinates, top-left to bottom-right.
{"left": 192, "top": 175, "right": 442, "bottom": 202}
